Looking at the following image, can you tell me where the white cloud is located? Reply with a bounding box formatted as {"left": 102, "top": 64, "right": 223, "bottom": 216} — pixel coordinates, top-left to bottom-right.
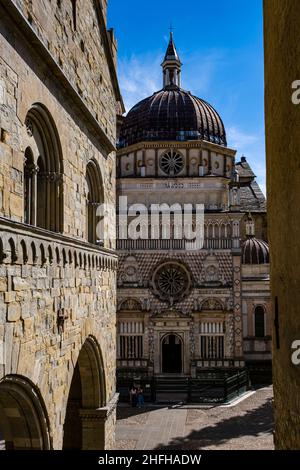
{"left": 118, "top": 54, "right": 162, "bottom": 113}
{"left": 227, "top": 126, "right": 266, "bottom": 196}
{"left": 183, "top": 49, "right": 227, "bottom": 95}
{"left": 227, "top": 126, "right": 259, "bottom": 149}
{"left": 118, "top": 48, "right": 226, "bottom": 113}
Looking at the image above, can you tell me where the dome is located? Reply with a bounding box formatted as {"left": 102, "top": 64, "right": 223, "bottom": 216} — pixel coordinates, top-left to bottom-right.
{"left": 118, "top": 85, "right": 227, "bottom": 149}
{"left": 242, "top": 237, "right": 270, "bottom": 264}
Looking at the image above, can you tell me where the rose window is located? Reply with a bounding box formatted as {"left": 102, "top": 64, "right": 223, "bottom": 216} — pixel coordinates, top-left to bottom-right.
{"left": 160, "top": 150, "right": 184, "bottom": 176}
{"left": 152, "top": 262, "right": 190, "bottom": 304}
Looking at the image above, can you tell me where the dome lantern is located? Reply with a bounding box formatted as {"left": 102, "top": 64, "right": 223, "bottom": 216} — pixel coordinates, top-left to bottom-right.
{"left": 161, "top": 32, "right": 182, "bottom": 88}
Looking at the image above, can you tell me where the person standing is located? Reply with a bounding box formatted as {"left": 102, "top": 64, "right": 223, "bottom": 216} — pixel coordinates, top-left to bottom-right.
{"left": 130, "top": 386, "right": 137, "bottom": 407}
{"left": 137, "top": 387, "right": 144, "bottom": 408}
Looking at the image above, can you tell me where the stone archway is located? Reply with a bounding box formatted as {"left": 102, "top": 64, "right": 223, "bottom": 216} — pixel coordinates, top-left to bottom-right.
{"left": 0, "top": 375, "right": 51, "bottom": 450}
{"left": 63, "top": 336, "right": 107, "bottom": 450}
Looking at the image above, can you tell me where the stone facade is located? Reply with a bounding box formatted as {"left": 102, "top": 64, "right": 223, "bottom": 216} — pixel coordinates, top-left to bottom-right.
{"left": 0, "top": 0, "right": 123, "bottom": 449}
{"left": 116, "top": 35, "right": 271, "bottom": 395}
{"left": 116, "top": 149, "right": 271, "bottom": 386}
{"left": 264, "top": 0, "right": 300, "bottom": 450}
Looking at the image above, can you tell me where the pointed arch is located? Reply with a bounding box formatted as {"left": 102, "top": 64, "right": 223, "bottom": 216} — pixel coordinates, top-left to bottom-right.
{"left": 0, "top": 375, "right": 51, "bottom": 450}
{"left": 8, "top": 238, "right": 17, "bottom": 264}
{"left": 25, "top": 103, "right": 64, "bottom": 232}
{"left": 20, "top": 240, "right": 28, "bottom": 264}
{"left": 86, "top": 159, "right": 104, "bottom": 244}
{"left": 40, "top": 244, "right": 46, "bottom": 265}
{"left": 74, "top": 251, "right": 78, "bottom": 268}
{"left": 63, "top": 336, "right": 106, "bottom": 449}
{"left": 62, "top": 248, "right": 67, "bottom": 267}
{"left": 31, "top": 241, "right": 38, "bottom": 265}
{"left": 48, "top": 246, "right": 53, "bottom": 265}
{"left": 55, "top": 247, "right": 61, "bottom": 265}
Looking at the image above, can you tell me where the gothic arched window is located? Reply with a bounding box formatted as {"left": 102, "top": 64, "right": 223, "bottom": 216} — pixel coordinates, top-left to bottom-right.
{"left": 86, "top": 160, "right": 104, "bottom": 244}
{"left": 254, "top": 306, "right": 265, "bottom": 338}
{"left": 24, "top": 104, "right": 64, "bottom": 232}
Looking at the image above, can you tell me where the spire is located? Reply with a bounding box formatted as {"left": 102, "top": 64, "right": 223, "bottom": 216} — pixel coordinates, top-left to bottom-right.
{"left": 164, "top": 32, "right": 180, "bottom": 61}
{"left": 161, "top": 32, "right": 182, "bottom": 88}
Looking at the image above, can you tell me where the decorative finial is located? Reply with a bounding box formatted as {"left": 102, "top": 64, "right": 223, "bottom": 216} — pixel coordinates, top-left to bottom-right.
{"left": 245, "top": 212, "right": 255, "bottom": 237}
{"left": 162, "top": 27, "right": 181, "bottom": 88}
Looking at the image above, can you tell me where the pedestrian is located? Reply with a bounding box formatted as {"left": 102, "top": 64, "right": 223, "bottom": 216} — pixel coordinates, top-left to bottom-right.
{"left": 137, "top": 387, "right": 144, "bottom": 408}
{"left": 130, "top": 386, "right": 137, "bottom": 407}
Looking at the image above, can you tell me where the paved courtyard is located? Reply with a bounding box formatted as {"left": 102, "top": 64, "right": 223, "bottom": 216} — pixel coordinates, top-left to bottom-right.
{"left": 116, "top": 386, "right": 274, "bottom": 450}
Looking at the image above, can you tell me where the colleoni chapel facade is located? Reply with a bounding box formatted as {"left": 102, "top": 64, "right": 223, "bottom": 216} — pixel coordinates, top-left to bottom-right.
{"left": 116, "top": 34, "right": 271, "bottom": 396}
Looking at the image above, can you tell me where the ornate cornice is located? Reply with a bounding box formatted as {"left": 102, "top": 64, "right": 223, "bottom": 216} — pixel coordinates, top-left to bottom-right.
{"left": 117, "top": 140, "right": 236, "bottom": 157}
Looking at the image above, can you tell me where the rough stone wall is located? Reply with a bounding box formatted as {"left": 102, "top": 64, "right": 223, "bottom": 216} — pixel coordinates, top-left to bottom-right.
{"left": 0, "top": 234, "right": 117, "bottom": 448}
{"left": 0, "top": 1, "right": 116, "bottom": 243}
{"left": 12, "top": 0, "right": 116, "bottom": 142}
{"left": 264, "top": 0, "right": 300, "bottom": 449}
{"left": 0, "top": 0, "right": 119, "bottom": 449}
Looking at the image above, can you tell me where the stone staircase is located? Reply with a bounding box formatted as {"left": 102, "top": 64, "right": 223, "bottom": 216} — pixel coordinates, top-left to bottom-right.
{"left": 154, "top": 375, "right": 189, "bottom": 403}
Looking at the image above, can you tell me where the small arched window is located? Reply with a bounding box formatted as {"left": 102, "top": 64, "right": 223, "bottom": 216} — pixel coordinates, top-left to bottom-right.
{"left": 86, "top": 160, "right": 104, "bottom": 244}
{"left": 24, "top": 104, "right": 64, "bottom": 232}
{"left": 254, "top": 306, "right": 265, "bottom": 338}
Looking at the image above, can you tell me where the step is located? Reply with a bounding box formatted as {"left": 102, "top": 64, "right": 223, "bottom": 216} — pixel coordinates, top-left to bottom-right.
{"left": 155, "top": 392, "right": 188, "bottom": 403}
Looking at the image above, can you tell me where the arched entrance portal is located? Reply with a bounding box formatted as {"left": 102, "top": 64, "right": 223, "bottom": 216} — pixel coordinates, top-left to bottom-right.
{"left": 162, "top": 334, "right": 183, "bottom": 373}
{"left": 63, "top": 336, "right": 106, "bottom": 450}
{"left": 0, "top": 375, "right": 51, "bottom": 450}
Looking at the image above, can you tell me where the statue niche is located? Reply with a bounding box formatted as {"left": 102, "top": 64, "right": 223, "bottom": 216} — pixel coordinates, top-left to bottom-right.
{"left": 120, "top": 255, "right": 142, "bottom": 286}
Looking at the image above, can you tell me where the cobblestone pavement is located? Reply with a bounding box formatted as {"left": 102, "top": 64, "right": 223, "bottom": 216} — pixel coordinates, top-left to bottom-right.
{"left": 116, "top": 386, "right": 274, "bottom": 450}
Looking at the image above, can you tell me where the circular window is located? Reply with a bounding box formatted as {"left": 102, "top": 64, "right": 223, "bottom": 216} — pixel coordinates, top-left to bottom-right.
{"left": 160, "top": 150, "right": 184, "bottom": 176}
{"left": 152, "top": 262, "right": 191, "bottom": 305}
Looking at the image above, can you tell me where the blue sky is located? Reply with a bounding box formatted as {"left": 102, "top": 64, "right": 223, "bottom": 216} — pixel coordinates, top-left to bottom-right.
{"left": 108, "top": 0, "right": 266, "bottom": 193}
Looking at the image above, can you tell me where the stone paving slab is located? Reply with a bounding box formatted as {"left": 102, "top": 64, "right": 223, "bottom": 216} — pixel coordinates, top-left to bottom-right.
{"left": 116, "top": 386, "right": 274, "bottom": 450}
